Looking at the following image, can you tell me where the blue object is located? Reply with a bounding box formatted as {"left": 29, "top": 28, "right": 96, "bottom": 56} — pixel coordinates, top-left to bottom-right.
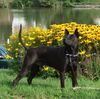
{"left": 0, "top": 45, "right": 10, "bottom": 68}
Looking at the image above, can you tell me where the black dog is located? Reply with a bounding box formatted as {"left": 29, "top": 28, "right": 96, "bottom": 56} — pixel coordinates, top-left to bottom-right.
{"left": 12, "top": 25, "right": 79, "bottom": 88}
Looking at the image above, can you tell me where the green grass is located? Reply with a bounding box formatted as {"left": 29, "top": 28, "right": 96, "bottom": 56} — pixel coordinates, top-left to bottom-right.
{"left": 0, "top": 69, "right": 100, "bottom": 99}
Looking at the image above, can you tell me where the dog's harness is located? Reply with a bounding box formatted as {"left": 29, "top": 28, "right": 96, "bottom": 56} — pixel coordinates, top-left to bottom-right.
{"left": 66, "top": 53, "right": 79, "bottom": 63}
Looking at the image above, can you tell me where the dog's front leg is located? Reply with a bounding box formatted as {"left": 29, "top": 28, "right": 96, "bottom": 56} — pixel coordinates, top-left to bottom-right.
{"left": 59, "top": 72, "right": 65, "bottom": 88}
{"left": 70, "top": 65, "right": 78, "bottom": 87}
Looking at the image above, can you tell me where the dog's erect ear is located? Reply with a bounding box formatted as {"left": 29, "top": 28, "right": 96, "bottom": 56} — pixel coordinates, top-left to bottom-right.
{"left": 74, "top": 28, "right": 79, "bottom": 38}
{"left": 65, "top": 29, "right": 69, "bottom": 35}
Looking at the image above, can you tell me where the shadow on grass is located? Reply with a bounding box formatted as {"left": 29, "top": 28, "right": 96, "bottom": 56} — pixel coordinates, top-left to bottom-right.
{"left": 32, "top": 83, "right": 54, "bottom": 88}
{"left": 5, "top": 80, "right": 56, "bottom": 89}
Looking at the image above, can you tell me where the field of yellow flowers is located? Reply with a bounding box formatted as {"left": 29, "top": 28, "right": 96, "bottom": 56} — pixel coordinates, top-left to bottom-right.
{"left": 7, "top": 22, "right": 100, "bottom": 79}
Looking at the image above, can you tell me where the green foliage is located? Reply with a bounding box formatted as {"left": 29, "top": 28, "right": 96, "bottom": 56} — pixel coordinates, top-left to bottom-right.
{"left": 1, "top": 0, "right": 100, "bottom": 8}
{"left": 63, "top": 0, "right": 74, "bottom": 7}
{"left": 38, "top": 66, "right": 59, "bottom": 78}
{"left": 11, "top": 0, "right": 100, "bottom": 8}
{"left": 11, "top": 0, "right": 57, "bottom": 8}
{"left": 37, "top": 0, "right": 55, "bottom": 7}
{"left": 11, "top": 0, "right": 33, "bottom": 8}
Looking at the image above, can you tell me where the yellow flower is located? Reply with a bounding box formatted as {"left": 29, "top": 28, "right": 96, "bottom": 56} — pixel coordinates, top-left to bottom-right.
{"left": 7, "top": 48, "right": 11, "bottom": 51}
{"left": 86, "top": 54, "right": 91, "bottom": 57}
{"left": 18, "top": 42, "right": 21, "bottom": 46}
{"left": 15, "top": 48, "right": 18, "bottom": 51}
{"left": 84, "top": 39, "right": 91, "bottom": 44}
{"left": 29, "top": 37, "right": 35, "bottom": 40}
{"left": 41, "top": 40, "right": 45, "bottom": 43}
{"left": 44, "top": 66, "right": 49, "bottom": 71}
{"left": 47, "top": 41, "right": 52, "bottom": 45}
{"left": 79, "top": 36, "right": 82, "bottom": 39}
{"left": 6, "top": 54, "right": 13, "bottom": 59}
{"left": 26, "top": 43, "right": 29, "bottom": 46}
{"left": 79, "top": 50, "right": 86, "bottom": 55}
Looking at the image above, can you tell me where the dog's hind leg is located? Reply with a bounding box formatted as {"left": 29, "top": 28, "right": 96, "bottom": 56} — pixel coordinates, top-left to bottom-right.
{"left": 27, "top": 64, "right": 41, "bottom": 85}
{"left": 12, "top": 53, "right": 37, "bottom": 87}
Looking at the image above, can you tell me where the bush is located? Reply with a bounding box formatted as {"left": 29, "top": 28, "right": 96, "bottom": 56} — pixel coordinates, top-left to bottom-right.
{"left": 11, "top": 0, "right": 33, "bottom": 8}
{"left": 7, "top": 22, "right": 100, "bottom": 78}
{"left": 63, "top": 0, "right": 74, "bottom": 7}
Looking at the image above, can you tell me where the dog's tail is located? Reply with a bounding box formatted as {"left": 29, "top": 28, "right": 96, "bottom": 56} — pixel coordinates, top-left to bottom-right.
{"left": 18, "top": 24, "right": 28, "bottom": 50}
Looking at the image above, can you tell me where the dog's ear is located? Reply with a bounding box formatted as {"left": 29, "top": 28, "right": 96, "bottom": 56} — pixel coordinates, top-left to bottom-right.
{"left": 74, "top": 28, "right": 79, "bottom": 38}
{"left": 63, "top": 29, "right": 69, "bottom": 45}
{"left": 65, "top": 29, "right": 69, "bottom": 35}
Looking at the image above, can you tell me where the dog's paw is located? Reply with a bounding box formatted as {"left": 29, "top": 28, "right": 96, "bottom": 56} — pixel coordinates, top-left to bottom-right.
{"left": 12, "top": 80, "right": 17, "bottom": 87}
{"left": 27, "top": 78, "right": 32, "bottom": 85}
{"left": 73, "top": 86, "right": 81, "bottom": 90}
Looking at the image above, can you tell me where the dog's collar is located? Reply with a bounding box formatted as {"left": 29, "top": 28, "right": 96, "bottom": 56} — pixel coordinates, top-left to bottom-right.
{"left": 66, "top": 53, "right": 79, "bottom": 57}
{"left": 65, "top": 53, "right": 78, "bottom": 63}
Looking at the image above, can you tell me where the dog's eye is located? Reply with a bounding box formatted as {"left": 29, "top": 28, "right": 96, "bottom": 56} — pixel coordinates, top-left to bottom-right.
{"left": 66, "top": 35, "right": 74, "bottom": 40}
{"left": 67, "top": 36, "right": 73, "bottom": 40}
{"left": 71, "top": 35, "right": 74, "bottom": 39}
{"left": 66, "top": 38, "right": 70, "bottom": 40}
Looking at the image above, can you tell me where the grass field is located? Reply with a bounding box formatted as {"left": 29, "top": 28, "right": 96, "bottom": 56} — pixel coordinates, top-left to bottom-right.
{"left": 0, "top": 69, "right": 100, "bottom": 99}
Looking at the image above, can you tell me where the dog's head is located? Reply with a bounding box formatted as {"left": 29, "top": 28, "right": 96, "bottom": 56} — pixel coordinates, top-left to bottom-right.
{"left": 63, "top": 29, "right": 79, "bottom": 49}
